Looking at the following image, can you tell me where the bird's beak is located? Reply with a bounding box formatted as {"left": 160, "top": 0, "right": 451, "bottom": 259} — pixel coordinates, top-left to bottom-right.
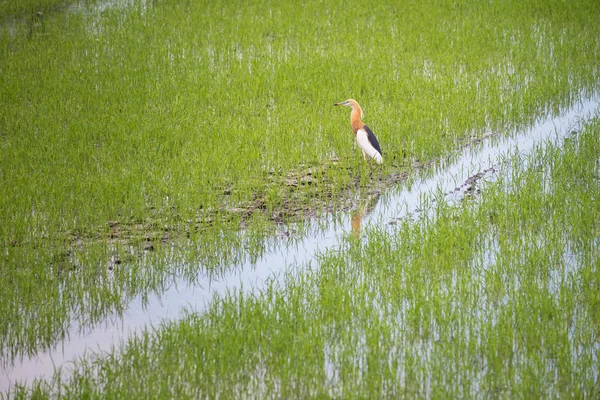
{"left": 333, "top": 102, "right": 343, "bottom": 107}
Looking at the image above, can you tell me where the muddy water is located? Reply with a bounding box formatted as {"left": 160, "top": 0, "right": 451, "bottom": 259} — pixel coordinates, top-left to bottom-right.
{"left": 1, "top": 93, "right": 598, "bottom": 392}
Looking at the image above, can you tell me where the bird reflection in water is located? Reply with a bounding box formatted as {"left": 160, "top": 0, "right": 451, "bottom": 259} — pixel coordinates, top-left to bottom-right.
{"left": 351, "top": 191, "right": 381, "bottom": 238}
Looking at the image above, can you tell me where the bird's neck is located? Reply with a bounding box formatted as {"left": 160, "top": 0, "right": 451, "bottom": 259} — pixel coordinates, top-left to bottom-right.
{"left": 350, "top": 107, "right": 364, "bottom": 135}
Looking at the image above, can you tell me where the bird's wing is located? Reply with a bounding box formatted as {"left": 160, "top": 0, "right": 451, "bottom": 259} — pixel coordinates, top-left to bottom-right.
{"left": 363, "top": 125, "right": 382, "bottom": 155}
{"left": 356, "top": 128, "right": 383, "bottom": 164}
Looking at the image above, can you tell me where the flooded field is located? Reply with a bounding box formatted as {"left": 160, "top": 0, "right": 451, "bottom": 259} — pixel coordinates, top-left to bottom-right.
{"left": 1, "top": 0, "right": 599, "bottom": 397}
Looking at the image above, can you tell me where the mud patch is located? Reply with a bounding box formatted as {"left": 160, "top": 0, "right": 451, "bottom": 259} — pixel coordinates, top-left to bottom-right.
{"left": 53, "top": 133, "right": 497, "bottom": 256}
{"left": 5, "top": 130, "right": 503, "bottom": 270}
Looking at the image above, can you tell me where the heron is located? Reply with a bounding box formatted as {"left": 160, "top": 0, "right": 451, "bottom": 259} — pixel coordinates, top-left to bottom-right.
{"left": 334, "top": 99, "right": 383, "bottom": 164}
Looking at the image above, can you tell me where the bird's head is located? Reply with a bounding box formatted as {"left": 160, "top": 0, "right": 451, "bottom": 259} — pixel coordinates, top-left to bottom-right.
{"left": 334, "top": 99, "right": 363, "bottom": 119}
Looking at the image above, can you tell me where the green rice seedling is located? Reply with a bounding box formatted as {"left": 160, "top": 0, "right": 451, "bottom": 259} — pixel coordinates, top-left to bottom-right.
{"left": 2, "top": 0, "right": 600, "bottom": 395}
{"left": 11, "top": 116, "right": 599, "bottom": 398}
{"left": 2, "top": 0, "right": 600, "bottom": 248}
{"left": 0, "top": 0, "right": 95, "bottom": 21}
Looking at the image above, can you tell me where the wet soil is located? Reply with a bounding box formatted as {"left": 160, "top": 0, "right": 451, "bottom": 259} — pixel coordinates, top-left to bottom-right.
{"left": 10, "top": 131, "right": 500, "bottom": 270}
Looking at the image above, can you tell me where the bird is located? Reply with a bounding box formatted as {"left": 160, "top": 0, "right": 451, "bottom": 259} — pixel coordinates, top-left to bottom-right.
{"left": 334, "top": 99, "right": 383, "bottom": 164}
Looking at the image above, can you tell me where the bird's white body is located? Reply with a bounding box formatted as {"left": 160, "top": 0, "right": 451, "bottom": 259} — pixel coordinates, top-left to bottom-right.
{"left": 356, "top": 129, "right": 383, "bottom": 164}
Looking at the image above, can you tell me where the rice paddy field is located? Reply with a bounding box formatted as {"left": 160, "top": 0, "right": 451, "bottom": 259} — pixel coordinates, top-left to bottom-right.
{"left": 1, "top": 0, "right": 600, "bottom": 398}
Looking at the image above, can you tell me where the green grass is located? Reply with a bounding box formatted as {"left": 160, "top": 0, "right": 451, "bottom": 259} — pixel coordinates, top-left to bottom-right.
{"left": 0, "top": 0, "right": 93, "bottom": 20}
{"left": 15, "top": 114, "right": 600, "bottom": 399}
{"left": 1, "top": 0, "right": 600, "bottom": 395}
{"left": 2, "top": 0, "right": 599, "bottom": 243}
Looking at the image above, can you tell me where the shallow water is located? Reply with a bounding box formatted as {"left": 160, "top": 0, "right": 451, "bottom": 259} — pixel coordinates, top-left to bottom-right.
{"left": 1, "top": 92, "right": 598, "bottom": 392}
{"left": 376, "top": 93, "right": 599, "bottom": 225}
